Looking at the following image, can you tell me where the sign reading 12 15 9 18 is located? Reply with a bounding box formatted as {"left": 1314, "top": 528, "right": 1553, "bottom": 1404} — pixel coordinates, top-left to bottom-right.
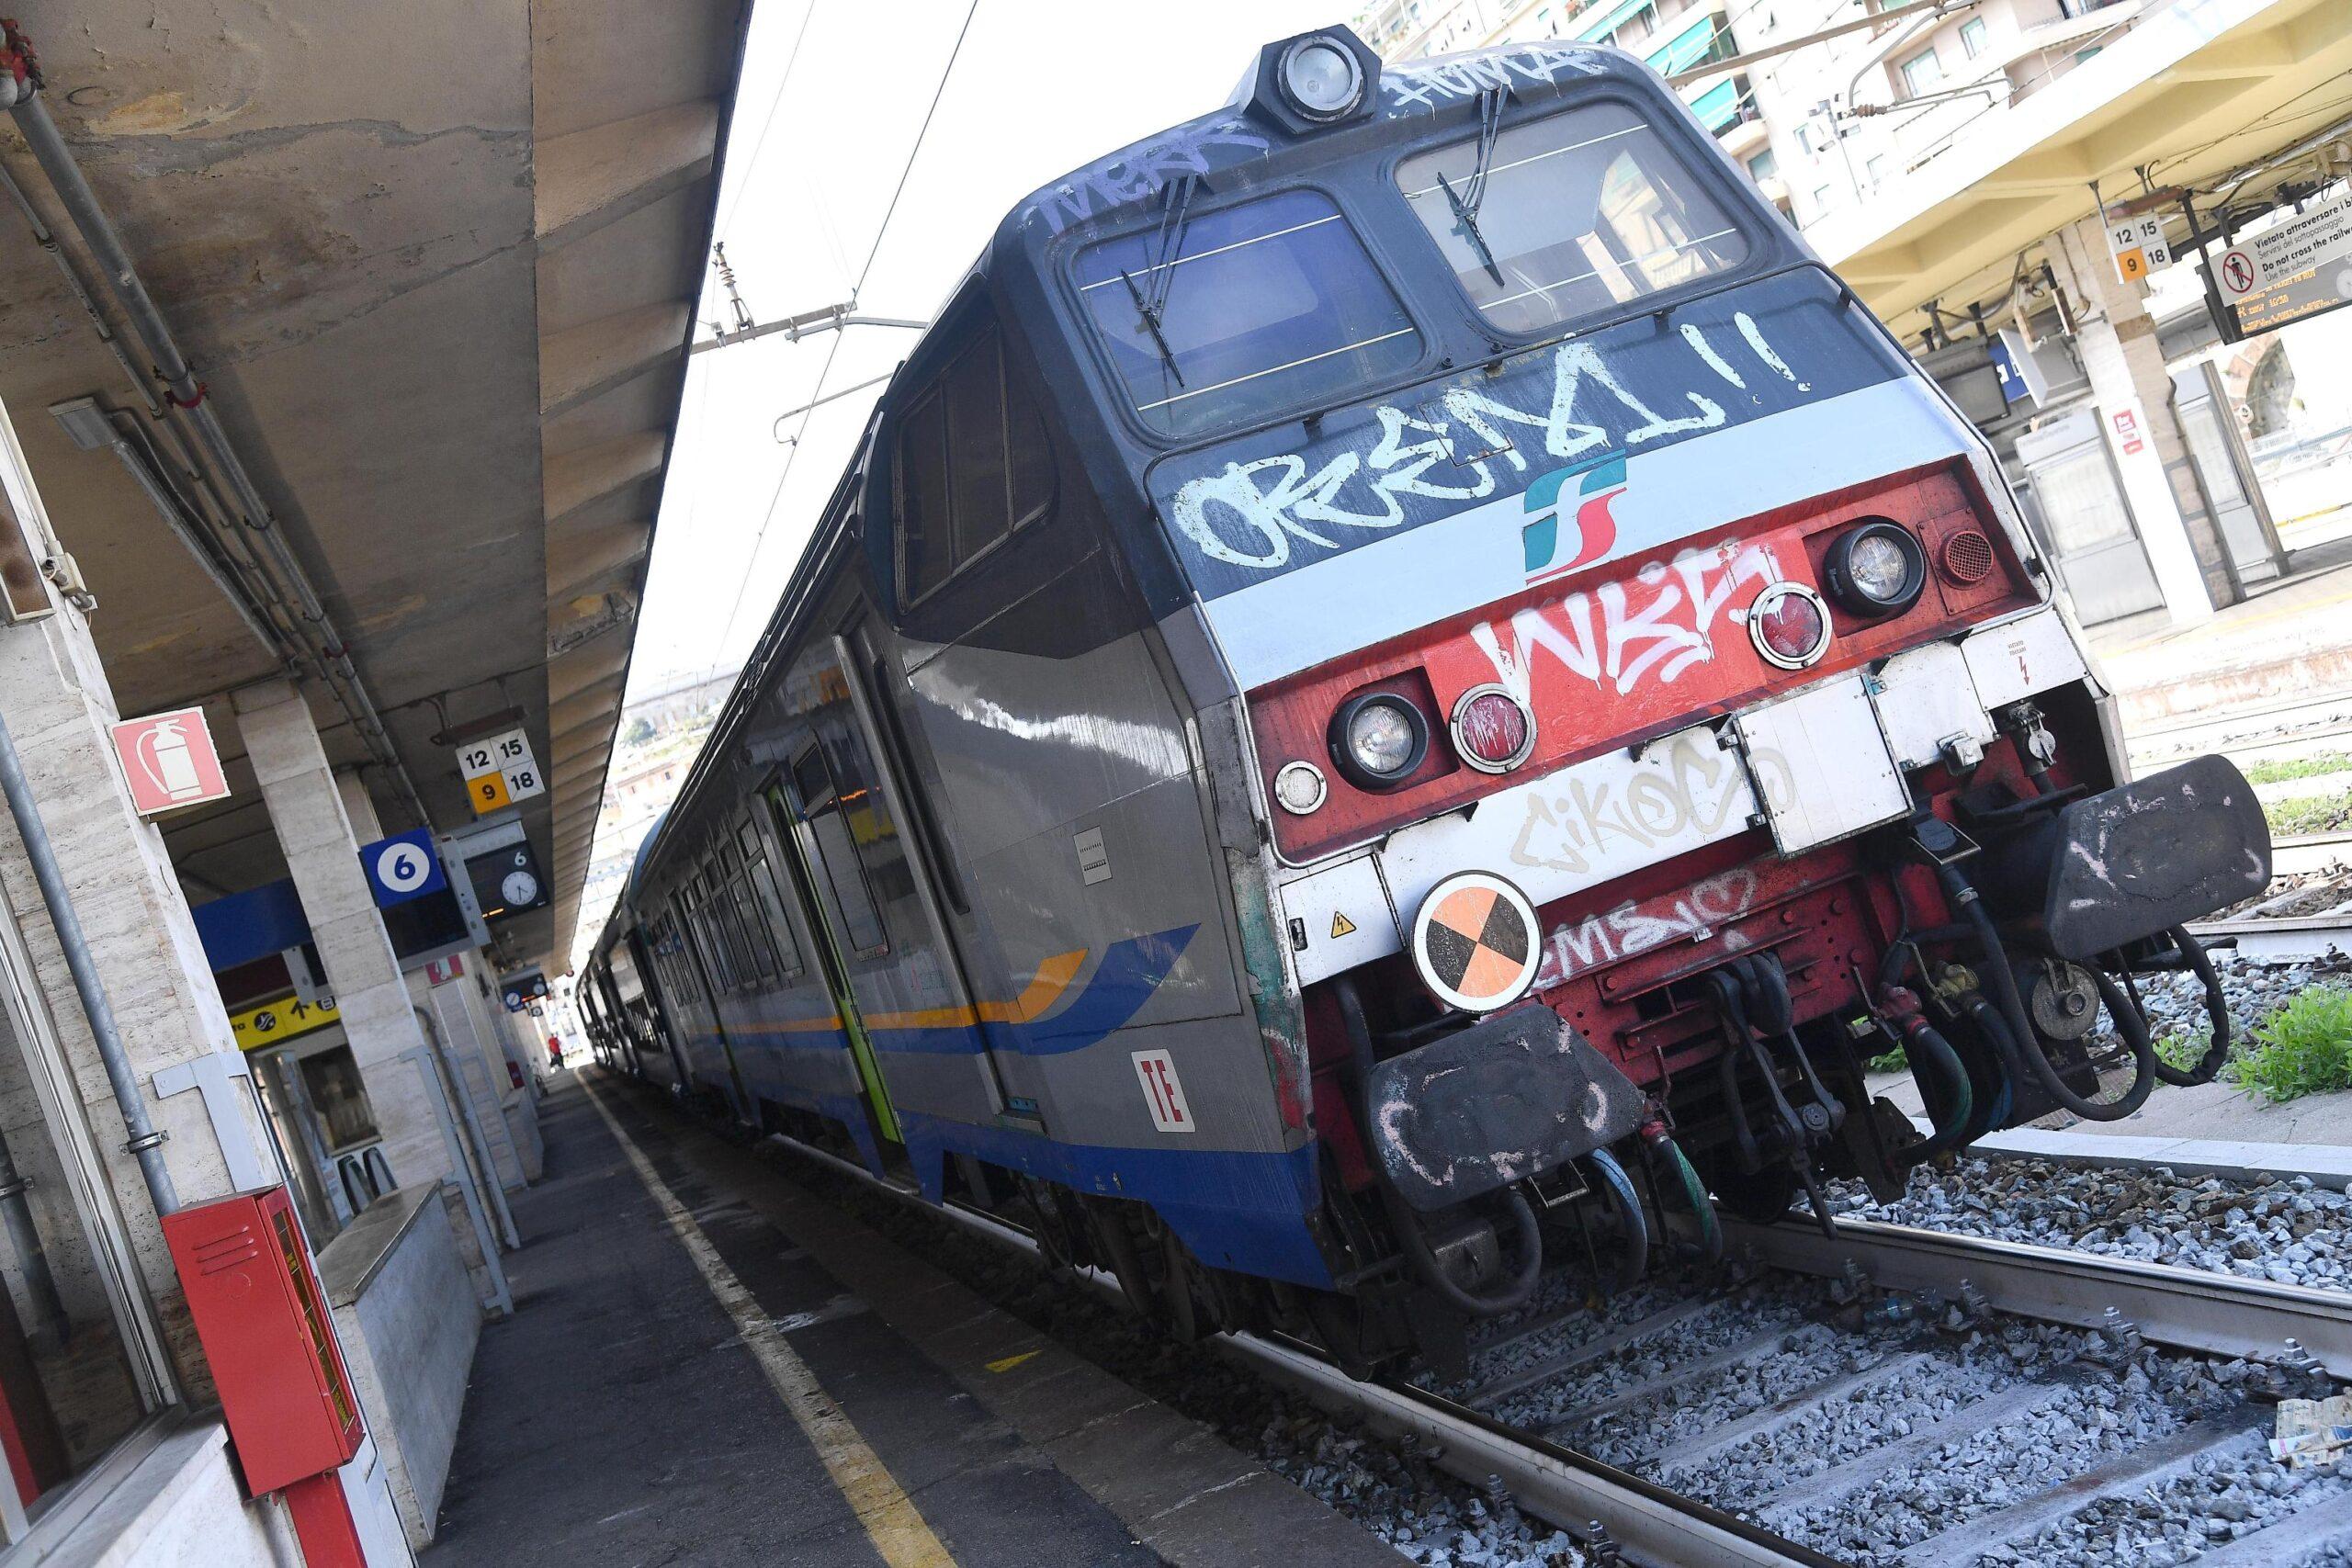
{"left": 456, "top": 726, "right": 545, "bottom": 816}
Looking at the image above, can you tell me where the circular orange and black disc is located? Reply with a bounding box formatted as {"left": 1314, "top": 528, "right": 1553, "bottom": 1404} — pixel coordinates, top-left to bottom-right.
{"left": 1409, "top": 871, "right": 1542, "bottom": 1014}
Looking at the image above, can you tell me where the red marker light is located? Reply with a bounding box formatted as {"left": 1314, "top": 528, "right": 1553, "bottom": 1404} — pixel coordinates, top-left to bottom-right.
{"left": 1450, "top": 685, "right": 1536, "bottom": 773}
{"left": 1749, "top": 582, "right": 1832, "bottom": 670}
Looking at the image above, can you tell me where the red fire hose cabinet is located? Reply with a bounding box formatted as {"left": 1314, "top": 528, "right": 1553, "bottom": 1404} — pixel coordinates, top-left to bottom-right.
{"left": 162, "top": 1187, "right": 363, "bottom": 1494}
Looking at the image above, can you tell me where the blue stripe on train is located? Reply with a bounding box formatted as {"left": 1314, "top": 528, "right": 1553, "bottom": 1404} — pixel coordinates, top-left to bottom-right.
{"left": 896, "top": 1110, "right": 1332, "bottom": 1290}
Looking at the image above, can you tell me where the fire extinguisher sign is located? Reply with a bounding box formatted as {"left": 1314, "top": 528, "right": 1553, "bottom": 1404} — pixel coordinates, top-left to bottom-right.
{"left": 109, "top": 706, "right": 231, "bottom": 818}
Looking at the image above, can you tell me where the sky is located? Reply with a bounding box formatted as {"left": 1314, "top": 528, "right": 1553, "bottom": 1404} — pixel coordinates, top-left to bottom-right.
{"left": 625, "top": 0, "right": 1339, "bottom": 695}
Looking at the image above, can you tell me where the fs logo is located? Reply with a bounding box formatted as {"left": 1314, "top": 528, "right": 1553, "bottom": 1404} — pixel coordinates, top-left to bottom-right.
{"left": 1521, "top": 450, "right": 1627, "bottom": 585}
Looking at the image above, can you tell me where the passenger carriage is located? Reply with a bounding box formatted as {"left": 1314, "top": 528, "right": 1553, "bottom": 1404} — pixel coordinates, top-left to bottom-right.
{"left": 582, "top": 28, "right": 2268, "bottom": 1368}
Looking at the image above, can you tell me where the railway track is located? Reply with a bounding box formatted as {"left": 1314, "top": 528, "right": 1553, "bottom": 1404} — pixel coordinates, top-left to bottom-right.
{"left": 759, "top": 1121, "right": 2352, "bottom": 1568}
{"left": 2188, "top": 843, "right": 2352, "bottom": 962}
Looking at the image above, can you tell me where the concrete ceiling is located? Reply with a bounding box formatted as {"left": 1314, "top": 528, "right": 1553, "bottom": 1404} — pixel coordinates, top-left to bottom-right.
{"left": 0, "top": 1, "right": 748, "bottom": 970}
{"left": 1810, "top": 0, "right": 2352, "bottom": 341}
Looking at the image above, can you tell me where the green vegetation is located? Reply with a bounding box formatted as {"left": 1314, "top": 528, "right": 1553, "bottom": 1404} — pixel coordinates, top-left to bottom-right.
{"left": 1865, "top": 1043, "right": 1908, "bottom": 1073}
{"left": 2264, "top": 788, "right": 2352, "bottom": 838}
{"left": 2228, "top": 987, "right": 2352, "bottom": 1103}
{"left": 2154, "top": 1023, "right": 2211, "bottom": 1076}
{"left": 2242, "top": 750, "right": 2352, "bottom": 786}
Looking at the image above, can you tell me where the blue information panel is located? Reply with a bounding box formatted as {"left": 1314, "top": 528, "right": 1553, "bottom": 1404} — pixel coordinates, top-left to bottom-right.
{"left": 359, "top": 829, "right": 447, "bottom": 909}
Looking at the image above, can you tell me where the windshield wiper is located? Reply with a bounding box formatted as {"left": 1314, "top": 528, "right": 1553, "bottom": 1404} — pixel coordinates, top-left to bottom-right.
{"left": 1440, "top": 86, "right": 1508, "bottom": 285}
{"left": 1119, "top": 267, "right": 1183, "bottom": 386}
{"left": 1124, "top": 174, "right": 1200, "bottom": 387}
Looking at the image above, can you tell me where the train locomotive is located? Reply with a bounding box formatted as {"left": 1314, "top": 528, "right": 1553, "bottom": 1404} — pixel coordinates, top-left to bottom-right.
{"left": 577, "top": 27, "right": 2271, "bottom": 1371}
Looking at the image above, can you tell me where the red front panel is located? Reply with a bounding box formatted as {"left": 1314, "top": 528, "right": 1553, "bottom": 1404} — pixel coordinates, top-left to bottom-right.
{"left": 1250, "top": 460, "right": 2030, "bottom": 863}
{"left": 162, "top": 1188, "right": 363, "bottom": 1495}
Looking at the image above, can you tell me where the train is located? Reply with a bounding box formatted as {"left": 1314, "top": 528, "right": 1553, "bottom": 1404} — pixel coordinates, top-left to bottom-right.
{"left": 576, "top": 27, "right": 2270, "bottom": 1373}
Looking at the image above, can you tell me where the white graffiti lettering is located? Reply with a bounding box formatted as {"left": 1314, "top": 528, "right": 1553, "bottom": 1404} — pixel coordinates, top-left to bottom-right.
{"left": 1505, "top": 727, "right": 1795, "bottom": 886}
{"left": 1382, "top": 43, "right": 1602, "bottom": 108}
{"left": 1508, "top": 729, "right": 1758, "bottom": 877}
{"left": 1472, "top": 539, "right": 1781, "bottom": 703}
{"left": 1026, "top": 119, "right": 1271, "bottom": 236}
{"left": 1168, "top": 333, "right": 1758, "bottom": 575}
{"left": 1531, "top": 866, "right": 1764, "bottom": 987}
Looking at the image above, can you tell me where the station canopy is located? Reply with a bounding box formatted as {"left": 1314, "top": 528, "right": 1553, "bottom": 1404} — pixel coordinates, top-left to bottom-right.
{"left": 1805, "top": 0, "right": 2352, "bottom": 340}
{"left": 0, "top": 2, "right": 750, "bottom": 968}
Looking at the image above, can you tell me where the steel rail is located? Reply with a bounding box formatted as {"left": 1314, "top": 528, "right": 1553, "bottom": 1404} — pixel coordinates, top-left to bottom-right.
{"left": 1723, "top": 1214, "right": 2352, "bottom": 1378}
{"left": 2184, "top": 909, "right": 2352, "bottom": 964}
{"left": 751, "top": 1120, "right": 1823, "bottom": 1568}
{"left": 2268, "top": 830, "right": 2352, "bottom": 878}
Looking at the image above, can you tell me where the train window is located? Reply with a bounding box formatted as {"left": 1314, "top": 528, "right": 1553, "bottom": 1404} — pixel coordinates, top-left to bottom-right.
{"left": 791, "top": 743, "right": 890, "bottom": 956}
{"left": 745, "top": 852, "right": 805, "bottom": 981}
{"left": 1396, "top": 99, "right": 1747, "bottom": 337}
{"left": 1073, "top": 186, "right": 1421, "bottom": 438}
{"left": 896, "top": 324, "right": 1054, "bottom": 608}
{"left": 729, "top": 869, "right": 779, "bottom": 985}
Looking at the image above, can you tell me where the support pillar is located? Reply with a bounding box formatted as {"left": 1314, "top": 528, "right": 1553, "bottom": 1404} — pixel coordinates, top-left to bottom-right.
{"left": 230, "top": 682, "right": 447, "bottom": 1194}
{"left": 0, "top": 411, "right": 277, "bottom": 1396}
{"left": 2053, "top": 218, "right": 2229, "bottom": 626}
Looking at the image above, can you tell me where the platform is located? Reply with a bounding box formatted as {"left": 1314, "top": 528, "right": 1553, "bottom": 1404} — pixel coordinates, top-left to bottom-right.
{"left": 420, "top": 1076, "right": 1403, "bottom": 1567}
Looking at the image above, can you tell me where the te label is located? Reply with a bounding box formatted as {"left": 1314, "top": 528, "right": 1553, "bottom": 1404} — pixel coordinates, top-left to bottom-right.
{"left": 1132, "top": 1049, "right": 1195, "bottom": 1134}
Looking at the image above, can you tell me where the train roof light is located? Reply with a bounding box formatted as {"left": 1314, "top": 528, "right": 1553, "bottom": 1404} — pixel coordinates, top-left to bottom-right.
{"left": 1280, "top": 37, "right": 1364, "bottom": 122}
{"left": 1239, "top": 28, "right": 1382, "bottom": 135}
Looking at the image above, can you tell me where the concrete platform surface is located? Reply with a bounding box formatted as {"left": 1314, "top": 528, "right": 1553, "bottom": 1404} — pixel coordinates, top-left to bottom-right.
{"left": 419, "top": 1075, "right": 1404, "bottom": 1567}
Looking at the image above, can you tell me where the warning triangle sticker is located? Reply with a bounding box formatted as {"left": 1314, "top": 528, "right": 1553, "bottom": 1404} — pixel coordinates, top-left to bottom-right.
{"left": 1330, "top": 911, "right": 1356, "bottom": 939}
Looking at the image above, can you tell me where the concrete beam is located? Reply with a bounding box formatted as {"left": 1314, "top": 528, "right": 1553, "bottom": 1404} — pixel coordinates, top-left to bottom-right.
{"left": 550, "top": 722, "right": 613, "bottom": 766}
{"left": 553, "top": 758, "right": 608, "bottom": 797}
{"left": 551, "top": 745, "right": 612, "bottom": 787}
{"left": 548, "top": 637, "right": 631, "bottom": 708}
{"left": 540, "top": 301, "right": 694, "bottom": 419}
{"left": 548, "top": 519, "right": 653, "bottom": 604}
{"left": 544, "top": 433, "right": 665, "bottom": 529}
{"left": 548, "top": 673, "right": 626, "bottom": 741}
{"left": 536, "top": 101, "right": 720, "bottom": 251}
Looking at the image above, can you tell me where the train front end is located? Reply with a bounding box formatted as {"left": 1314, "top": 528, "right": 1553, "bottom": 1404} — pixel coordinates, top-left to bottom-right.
{"left": 1102, "top": 33, "right": 2270, "bottom": 1357}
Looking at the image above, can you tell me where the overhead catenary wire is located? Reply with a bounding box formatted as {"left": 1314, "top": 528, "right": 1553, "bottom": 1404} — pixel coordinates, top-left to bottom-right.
{"left": 715, "top": 0, "right": 823, "bottom": 240}
{"left": 707, "top": 0, "right": 983, "bottom": 675}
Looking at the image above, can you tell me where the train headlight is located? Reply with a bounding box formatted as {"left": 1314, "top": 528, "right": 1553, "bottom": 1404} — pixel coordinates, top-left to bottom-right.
{"left": 1823, "top": 520, "right": 1927, "bottom": 617}
{"left": 1279, "top": 36, "right": 1365, "bottom": 121}
{"left": 1450, "top": 685, "right": 1536, "bottom": 774}
{"left": 1748, "top": 581, "right": 1832, "bottom": 670}
{"left": 1272, "top": 760, "right": 1328, "bottom": 816}
{"left": 1330, "top": 693, "right": 1429, "bottom": 790}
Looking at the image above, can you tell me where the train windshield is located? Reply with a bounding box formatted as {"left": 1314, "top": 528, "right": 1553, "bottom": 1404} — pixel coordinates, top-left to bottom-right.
{"left": 1075, "top": 186, "right": 1421, "bottom": 439}
{"left": 1396, "top": 99, "right": 1747, "bottom": 337}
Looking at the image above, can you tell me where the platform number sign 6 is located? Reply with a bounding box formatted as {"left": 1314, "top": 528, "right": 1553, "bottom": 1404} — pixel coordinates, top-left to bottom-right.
{"left": 374, "top": 841, "right": 432, "bottom": 895}
{"left": 1132, "top": 1049, "right": 1195, "bottom": 1134}
{"left": 359, "top": 827, "right": 446, "bottom": 908}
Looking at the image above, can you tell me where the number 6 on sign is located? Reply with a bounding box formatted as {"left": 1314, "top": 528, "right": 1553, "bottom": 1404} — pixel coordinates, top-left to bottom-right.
{"left": 1132, "top": 1049, "right": 1194, "bottom": 1134}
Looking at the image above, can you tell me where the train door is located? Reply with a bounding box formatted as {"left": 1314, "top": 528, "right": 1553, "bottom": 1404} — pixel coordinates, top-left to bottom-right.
{"left": 759, "top": 779, "right": 901, "bottom": 1145}
{"left": 673, "top": 880, "right": 755, "bottom": 1122}
{"left": 772, "top": 629, "right": 1010, "bottom": 1129}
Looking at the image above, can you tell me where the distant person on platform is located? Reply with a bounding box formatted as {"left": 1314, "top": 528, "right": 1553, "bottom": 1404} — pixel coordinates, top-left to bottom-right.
{"left": 547, "top": 1034, "right": 565, "bottom": 1071}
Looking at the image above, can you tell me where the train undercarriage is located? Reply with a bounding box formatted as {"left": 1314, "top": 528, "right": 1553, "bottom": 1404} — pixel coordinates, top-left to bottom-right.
{"left": 922, "top": 686, "right": 2272, "bottom": 1376}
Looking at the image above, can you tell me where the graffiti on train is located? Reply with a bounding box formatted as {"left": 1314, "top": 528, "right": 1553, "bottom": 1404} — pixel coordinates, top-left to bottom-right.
{"left": 1024, "top": 118, "right": 1271, "bottom": 235}
{"left": 1380, "top": 43, "right": 1608, "bottom": 108}
{"left": 1531, "top": 866, "right": 1765, "bottom": 988}
{"left": 1470, "top": 538, "right": 1783, "bottom": 700}
{"left": 1505, "top": 728, "right": 1790, "bottom": 879}
{"left": 1161, "top": 299, "right": 1871, "bottom": 588}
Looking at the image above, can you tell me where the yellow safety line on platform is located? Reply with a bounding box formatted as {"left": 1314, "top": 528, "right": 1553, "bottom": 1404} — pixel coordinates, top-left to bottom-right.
{"left": 582, "top": 1077, "right": 957, "bottom": 1567}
